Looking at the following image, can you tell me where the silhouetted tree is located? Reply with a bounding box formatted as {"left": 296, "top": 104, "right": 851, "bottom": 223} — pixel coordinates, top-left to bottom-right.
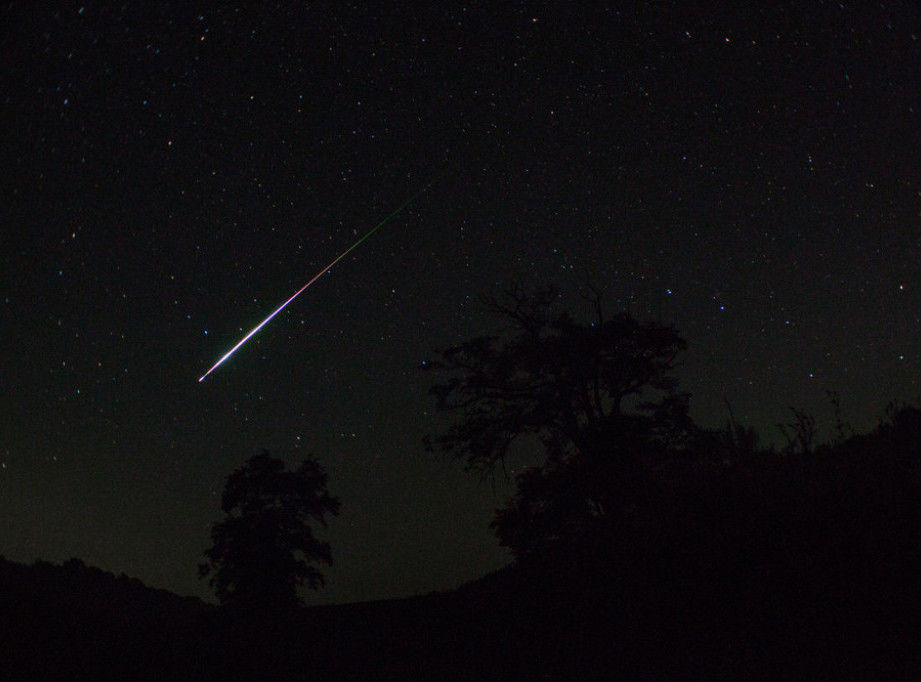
{"left": 425, "top": 285, "right": 696, "bottom": 561}
{"left": 199, "top": 451, "right": 340, "bottom": 610}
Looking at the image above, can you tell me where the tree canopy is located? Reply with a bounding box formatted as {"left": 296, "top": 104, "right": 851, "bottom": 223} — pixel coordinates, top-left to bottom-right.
{"left": 199, "top": 451, "right": 340, "bottom": 610}
{"left": 425, "top": 285, "right": 695, "bottom": 560}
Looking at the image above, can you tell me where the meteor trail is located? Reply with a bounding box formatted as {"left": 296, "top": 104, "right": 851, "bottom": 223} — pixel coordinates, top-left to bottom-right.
{"left": 198, "top": 184, "right": 431, "bottom": 382}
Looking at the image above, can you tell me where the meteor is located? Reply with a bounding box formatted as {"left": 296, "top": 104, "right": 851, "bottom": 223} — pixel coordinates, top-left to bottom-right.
{"left": 198, "top": 184, "right": 431, "bottom": 382}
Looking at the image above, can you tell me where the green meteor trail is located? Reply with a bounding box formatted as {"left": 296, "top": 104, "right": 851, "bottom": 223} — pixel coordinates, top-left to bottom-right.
{"left": 198, "top": 184, "right": 431, "bottom": 382}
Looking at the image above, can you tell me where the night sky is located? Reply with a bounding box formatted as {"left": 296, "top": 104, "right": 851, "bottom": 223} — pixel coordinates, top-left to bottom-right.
{"left": 2, "top": 2, "right": 920, "bottom": 604}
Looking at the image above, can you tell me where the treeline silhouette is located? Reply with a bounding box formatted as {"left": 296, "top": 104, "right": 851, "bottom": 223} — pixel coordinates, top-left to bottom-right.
{"left": 0, "top": 556, "right": 210, "bottom": 679}
{"left": 4, "top": 285, "right": 921, "bottom": 679}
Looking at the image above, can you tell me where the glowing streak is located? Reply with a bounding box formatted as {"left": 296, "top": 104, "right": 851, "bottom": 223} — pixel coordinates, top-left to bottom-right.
{"left": 198, "top": 188, "right": 428, "bottom": 382}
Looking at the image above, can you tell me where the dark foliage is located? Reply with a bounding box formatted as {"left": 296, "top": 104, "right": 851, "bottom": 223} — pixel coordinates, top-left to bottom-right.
{"left": 425, "top": 285, "right": 696, "bottom": 560}
{"left": 199, "top": 450, "right": 340, "bottom": 611}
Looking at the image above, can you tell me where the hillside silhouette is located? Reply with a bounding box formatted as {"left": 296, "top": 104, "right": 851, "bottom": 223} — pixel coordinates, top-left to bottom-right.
{"left": 5, "top": 284, "right": 921, "bottom": 678}
{"left": 0, "top": 557, "right": 210, "bottom": 680}
{"left": 4, "top": 405, "right": 921, "bottom": 680}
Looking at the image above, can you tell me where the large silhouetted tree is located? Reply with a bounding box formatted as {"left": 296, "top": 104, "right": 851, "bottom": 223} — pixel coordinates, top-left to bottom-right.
{"left": 426, "top": 285, "right": 695, "bottom": 561}
{"left": 199, "top": 451, "right": 340, "bottom": 610}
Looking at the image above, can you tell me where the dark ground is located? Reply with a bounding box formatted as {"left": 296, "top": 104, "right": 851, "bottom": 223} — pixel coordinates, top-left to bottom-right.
{"left": 4, "top": 413, "right": 921, "bottom": 680}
